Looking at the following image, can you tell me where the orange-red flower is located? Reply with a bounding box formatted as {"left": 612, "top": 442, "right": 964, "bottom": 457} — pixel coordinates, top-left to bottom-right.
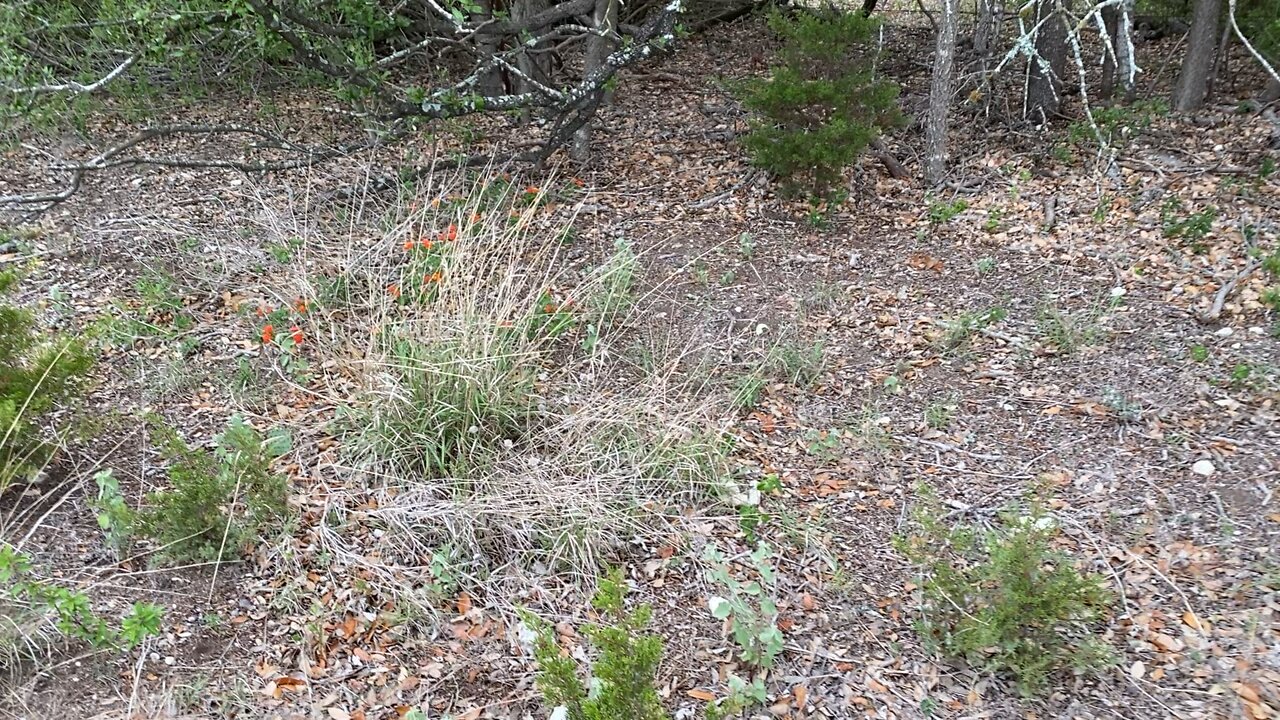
{"left": 525, "top": 185, "right": 540, "bottom": 195}
{"left": 445, "top": 224, "right": 458, "bottom": 241}
{"left": 403, "top": 239, "right": 416, "bottom": 251}
{"left": 571, "top": 177, "right": 585, "bottom": 188}
{"left": 290, "top": 326, "right": 303, "bottom": 345}
{"left": 425, "top": 270, "right": 443, "bottom": 283}
{"left": 420, "top": 238, "right": 434, "bottom": 250}
{"left": 470, "top": 212, "right": 482, "bottom": 224}
{"left": 388, "top": 283, "right": 401, "bottom": 298}
{"left": 261, "top": 324, "right": 274, "bottom": 344}
{"left": 294, "top": 298, "right": 308, "bottom": 314}
{"left": 543, "top": 303, "right": 556, "bottom": 314}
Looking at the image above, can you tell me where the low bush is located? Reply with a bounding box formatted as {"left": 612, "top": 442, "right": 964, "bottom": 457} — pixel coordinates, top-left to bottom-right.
{"left": 529, "top": 568, "right": 667, "bottom": 720}
{"left": 897, "top": 487, "right": 1115, "bottom": 695}
{"left": 132, "top": 416, "right": 291, "bottom": 563}
{"left": 0, "top": 270, "right": 94, "bottom": 491}
{"left": 738, "top": 9, "right": 901, "bottom": 198}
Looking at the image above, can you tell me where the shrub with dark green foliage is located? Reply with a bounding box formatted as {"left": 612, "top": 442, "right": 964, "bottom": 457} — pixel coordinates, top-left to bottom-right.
{"left": 134, "top": 416, "right": 291, "bottom": 563}
{"left": 738, "top": 9, "right": 901, "bottom": 197}
{"left": 529, "top": 568, "right": 667, "bottom": 720}
{"left": 0, "top": 270, "right": 94, "bottom": 490}
{"left": 896, "top": 487, "right": 1115, "bottom": 695}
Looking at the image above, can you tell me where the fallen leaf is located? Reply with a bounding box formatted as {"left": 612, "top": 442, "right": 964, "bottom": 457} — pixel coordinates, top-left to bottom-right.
{"left": 1151, "top": 633, "right": 1185, "bottom": 653}
{"left": 907, "top": 252, "right": 944, "bottom": 273}
{"left": 328, "top": 709, "right": 351, "bottom": 720}
{"left": 687, "top": 689, "right": 716, "bottom": 701}
{"left": 457, "top": 591, "right": 473, "bottom": 615}
{"left": 1182, "top": 610, "right": 1211, "bottom": 633}
{"left": 794, "top": 685, "right": 809, "bottom": 708}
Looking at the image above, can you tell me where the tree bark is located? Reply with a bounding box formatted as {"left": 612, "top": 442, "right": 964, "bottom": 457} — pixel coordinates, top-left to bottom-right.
{"left": 925, "top": 0, "right": 958, "bottom": 185}
{"left": 974, "top": 0, "right": 1002, "bottom": 59}
{"left": 1100, "top": 3, "right": 1119, "bottom": 102}
{"left": 475, "top": 0, "right": 505, "bottom": 96}
{"left": 1025, "top": 0, "right": 1072, "bottom": 123}
{"left": 1172, "top": 0, "right": 1221, "bottom": 111}
{"left": 572, "top": 0, "right": 620, "bottom": 161}
{"left": 1266, "top": 78, "right": 1280, "bottom": 102}
{"left": 1115, "top": 0, "right": 1137, "bottom": 103}
{"left": 513, "top": 0, "right": 552, "bottom": 92}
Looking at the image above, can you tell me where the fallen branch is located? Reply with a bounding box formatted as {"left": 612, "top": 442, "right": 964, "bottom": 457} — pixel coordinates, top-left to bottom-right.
{"left": 1202, "top": 258, "right": 1262, "bottom": 322}
{"left": 870, "top": 138, "right": 909, "bottom": 180}
{"left": 1, "top": 124, "right": 406, "bottom": 211}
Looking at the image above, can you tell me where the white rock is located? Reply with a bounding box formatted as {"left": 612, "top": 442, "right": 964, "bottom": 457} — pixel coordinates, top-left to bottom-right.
{"left": 1191, "top": 459, "right": 1216, "bottom": 476}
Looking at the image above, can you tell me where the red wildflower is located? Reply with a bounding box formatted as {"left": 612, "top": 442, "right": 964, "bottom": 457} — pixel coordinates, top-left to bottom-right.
{"left": 290, "top": 326, "right": 303, "bottom": 345}
{"left": 420, "top": 238, "right": 434, "bottom": 250}
{"left": 571, "top": 177, "right": 585, "bottom": 188}
{"left": 403, "top": 239, "right": 416, "bottom": 251}
{"left": 294, "top": 298, "right": 308, "bottom": 314}
{"left": 388, "top": 283, "right": 401, "bottom": 298}
{"left": 425, "top": 270, "right": 443, "bottom": 283}
{"left": 261, "top": 324, "right": 274, "bottom": 344}
{"left": 445, "top": 224, "right": 458, "bottom": 241}
{"left": 525, "top": 185, "right": 540, "bottom": 195}
{"left": 543, "top": 303, "right": 557, "bottom": 314}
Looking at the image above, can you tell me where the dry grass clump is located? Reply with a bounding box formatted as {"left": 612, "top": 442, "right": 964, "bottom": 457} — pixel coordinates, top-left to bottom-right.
{"left": 257, "top": 168, "right": 736, "bottom": 609}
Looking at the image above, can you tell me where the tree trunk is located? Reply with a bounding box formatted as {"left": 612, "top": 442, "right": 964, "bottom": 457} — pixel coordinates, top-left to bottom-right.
{"left": 571, "top": 0, "right": 619, "bottom": 161}
{"left": 513, "top": 0, "right": 551, "bottom": 93}
{"left": 974, "top": 0, "right": 1002, "bottom": 59}
{"left": 475, "top": 0, "right": 504, "bottom": 96}
{"left": 1025, "top": 0, "right": 1072, "bottom": 123}
{"left": 925, "top": 0, "right": 959, "bottom": 185}
{"left": 1266, "top": 78, "right": 1280, "bottom": 102}
{"left": 1171, "top": 0, "right": 1221, "bottom": 111}
{"left": 1115, "top": 0, "right": 1137, "bottom": 103}
{"left": 1100, "top": 3, "right": 1119, "bottom": 102}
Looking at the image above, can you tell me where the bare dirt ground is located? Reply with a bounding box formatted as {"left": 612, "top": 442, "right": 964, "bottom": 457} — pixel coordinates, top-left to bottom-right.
{"left": 2, "top": 11, "right": 1279, "bottom": 720}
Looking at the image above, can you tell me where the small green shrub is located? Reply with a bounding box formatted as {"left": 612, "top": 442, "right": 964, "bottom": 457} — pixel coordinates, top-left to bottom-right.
{"left": 731, "top": 372, "right": 767, "bottom": 410}
{"left": 938, "top": 306, "right": 1006, "bottom": 355}
{"left": 1036, "top": 293, "right": 1119, "bottom": 354}
{"left": 134, "top": 416, "right": 291, "bottom": 563}
{"left": 738, "top": 9, "right": 901, "bottom": 197}
{"left": 1067, "top": 99, "right": 1167, "bottom": 151}
{"left": 0, "top": 543, "right": 162, "bottom": 657}
{"left": 897, "top": 488, "right": 1115, "bottom": 695}
{"left": 91, "top": 469, "right": 132, "bottom": 554}
{"left": 704, "top": 542, "right": 784, "bottom": 668}
{"left": 1261, "top": 249, "right": 1280, "bottom": 321}
{"left": 769, "top": 337, "right": 825, "bottom": 386}
{"left": 0, "top": 270, "right": 94, "bottom": 490}
{"left": 926, "top": 197, "right": 969, "bottom": 225}
{"left": 1161, "top": 198, "right": 1217, "bottom": 251}
{"left": 529, "top": 568, "right": 667, "bottom": 720}
{"left": 591, "top": 239, "right": 639, "bottom": 319}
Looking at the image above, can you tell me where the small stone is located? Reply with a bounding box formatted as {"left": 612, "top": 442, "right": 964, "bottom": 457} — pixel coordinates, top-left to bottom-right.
{"left": 1192, "top": 459, "right": 1216, "bottom": 476}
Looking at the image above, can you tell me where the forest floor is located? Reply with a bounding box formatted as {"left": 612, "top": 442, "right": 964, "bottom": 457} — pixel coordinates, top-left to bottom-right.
{"left": 2, "top": 10, "right": 1280, "bottom": 720}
